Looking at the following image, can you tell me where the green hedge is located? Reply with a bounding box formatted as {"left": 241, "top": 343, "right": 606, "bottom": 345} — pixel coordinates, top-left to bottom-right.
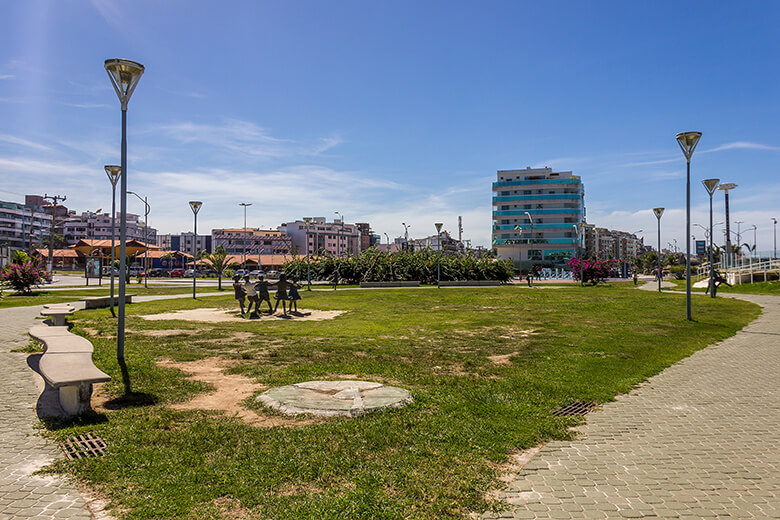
{"left": 283, "top": 248, "right": 514, "bottom": 284}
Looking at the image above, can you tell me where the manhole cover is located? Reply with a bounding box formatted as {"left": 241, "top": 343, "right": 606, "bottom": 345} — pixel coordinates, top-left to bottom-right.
{"left": 552, "top": 400, "right": 597, "bottom": 416}
{"left": 257, "top": 380, "right": 413, "bottom": 417}
{"left": 59, "top": 433, "right": 107, "bottom": 460}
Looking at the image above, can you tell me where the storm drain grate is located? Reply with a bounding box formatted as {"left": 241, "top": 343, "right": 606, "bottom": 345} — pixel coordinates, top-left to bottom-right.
{"left": 59, "top": 433, "right": 107, "bottom": 460}
{"left": 552, "top": 400, "right": 597, "bottom": 416}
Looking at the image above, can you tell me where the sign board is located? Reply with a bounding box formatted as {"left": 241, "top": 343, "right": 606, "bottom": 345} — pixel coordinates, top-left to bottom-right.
{"left": 695, "top": 240, "right": 706, "bottom": 256}
{"left": 86, "top": 258, "right": 102, "bottom": 278}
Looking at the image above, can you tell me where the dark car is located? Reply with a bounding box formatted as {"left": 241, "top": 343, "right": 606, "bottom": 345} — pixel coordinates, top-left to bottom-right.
{"left": 169, "top": 269, "right": 184, "bottom": 277}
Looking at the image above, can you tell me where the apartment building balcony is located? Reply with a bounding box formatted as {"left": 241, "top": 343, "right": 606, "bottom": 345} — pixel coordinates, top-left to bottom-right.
{"left": 492, "top": 178, "right": 582, "bottom": 188}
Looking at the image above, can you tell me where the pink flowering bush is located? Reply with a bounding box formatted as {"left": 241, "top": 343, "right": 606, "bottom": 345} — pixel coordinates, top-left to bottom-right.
{"left": 567, "top": 257, "right": 617, "bottom": 285}
{"left": 0, "top": 262, "right": 47, "bottom": 294}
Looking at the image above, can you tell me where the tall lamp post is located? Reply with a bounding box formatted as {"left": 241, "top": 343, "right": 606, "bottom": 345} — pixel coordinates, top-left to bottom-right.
{"left": 653, "top": 208, "right": 665, "bottom": 292}
{"left": 402, "top": 222, "right": 410, "bottom": 252}
{"left": 702, "top": 179, "right": 720, "bottom": 298}
{"left": 435, "top": 222, "right": 443, "bottom": 288}
{"left": 105, "top": 166, "right": 121, "bottom": 317}
{"left": 239, "top": 202, "right": 252, "bottom": 270}
{"left": 749, "top": 225, "right": 757, "bottom": 258}
{"left": 128, "top": 191, "right": 150, "bottom": 288}
{"left": 189, "top": 201, "right": 202, "bottom": 298}
{"left": 772, "top": 218, "right": 777, "bottom": 259}
{"left": 718, "top": 183, "right": 737, "bottom": 267}
{"left": 303, "top": 217, "right": 312, "bottom": 290}
{"left": 676, "top": 131, "right": 702, "bottom": 321}
{"left": 105, "top": 58, "right": 144, "bottom": 366}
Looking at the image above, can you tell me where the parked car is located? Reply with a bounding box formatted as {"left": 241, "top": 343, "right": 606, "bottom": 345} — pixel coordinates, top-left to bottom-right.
{"left": 234, "top": 269, "right": 248, "bottom": 278}
{"left": 129, "top": 266, "right": 143, "bottom": 276}
{"left": 183, "top": 269, "right": 200, "bottom": 277}
{"left": 249, "top": 269, "right": 265, "bottom": 277}
{"left": 169, "top": 269, "right": 184, "bottom": 277}
{"left": 267, "top": 270, "right": 280, "bottom": 279}
{"left": 102, "top": 266, "right": 119, "bottom": 275}
{"left": 148, "top": 268, "right": 168, "bottom": 277}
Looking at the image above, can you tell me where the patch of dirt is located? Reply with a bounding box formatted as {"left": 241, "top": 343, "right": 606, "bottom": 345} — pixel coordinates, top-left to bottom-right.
{"left": 139, "top": 308, "right": 344, "bottom": 323}
{"left": 212, "top": 496, "right": 253, "bottom": 520}
{"left": 277, "top": 483, "right": 324, "bottom": 496}
{"left": 133, "top": 328, "right": 200, "bottom": 337}
{"left": 80, "top": 327, "right": 102, "bottom": 336}
{"left": 156, "top": 357, "right": 320, "bottom": 428}
{"left": 77, "top": 483, "right": 120, "bottom": 520}
{"left": 487, "top": 351, "right": 520, "bottom": 366}
{"left": 197, "top": 331, "right": 258, "bottom": 344}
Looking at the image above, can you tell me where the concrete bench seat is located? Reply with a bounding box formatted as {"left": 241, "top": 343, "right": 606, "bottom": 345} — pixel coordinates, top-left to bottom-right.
{"left": 80, "top": 293, "right": 135, "bottom": 309}
{"left": 30, "top": 323, "right": 110, "bottom": 416}
{"left": 42, "top": 303, "right": 75, "bottom": 310}
{"left": 359, "top": 281, "right": 421, "bottom": 288}
{"left": 40, "top": 307, "right": 75, "bottom": 326}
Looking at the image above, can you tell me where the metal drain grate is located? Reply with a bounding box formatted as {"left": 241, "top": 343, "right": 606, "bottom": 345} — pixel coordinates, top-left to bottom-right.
{"left": 59, "top": 433, "right": 107, "bottom": 460}
{"left": 552, "top": 400, "right": 597, "bottom": 416}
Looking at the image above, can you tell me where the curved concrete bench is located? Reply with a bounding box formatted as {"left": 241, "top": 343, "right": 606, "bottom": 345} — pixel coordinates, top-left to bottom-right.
{"left": 360, "top": 281, "right": 421, "bottom": 288}
{"left": 81, "top": 293, "right": 135, "bottom": 309}
{"left": 29, "top": 324, "right": 110, "bottom": 416}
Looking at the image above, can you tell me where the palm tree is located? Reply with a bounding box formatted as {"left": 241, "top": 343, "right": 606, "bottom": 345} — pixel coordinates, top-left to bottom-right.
{"left": 202, "top": 246, "right": 237, "bottom": 290}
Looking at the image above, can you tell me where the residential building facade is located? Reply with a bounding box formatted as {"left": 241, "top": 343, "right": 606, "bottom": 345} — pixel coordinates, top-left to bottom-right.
{"left": 583, "top": 225, "right": 644, "bottom": 260}
{"left": 492, "top": 167, "right": 585, "bottom": 265}
{"left": 410, "top": 230, "right": 461, "bottom": 253}
{"left": 282, "top": 218, "right": 360, "bottom": 257}
{"left": 157, "top": 233, "right": 212, "bottom": 256}
{"left": 212, "top": 228, "right": 291, "bottom": 260}
{"left": 61, "top": 211, "right": 156, "bottom": 246}
{"left": 0, "top": 199, "right": 53, "bottom": 252}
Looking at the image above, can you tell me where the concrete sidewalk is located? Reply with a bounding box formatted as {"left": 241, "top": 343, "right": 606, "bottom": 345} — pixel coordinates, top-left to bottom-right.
{"left": 483, "top": 293, "right": 780, "bottom": 519}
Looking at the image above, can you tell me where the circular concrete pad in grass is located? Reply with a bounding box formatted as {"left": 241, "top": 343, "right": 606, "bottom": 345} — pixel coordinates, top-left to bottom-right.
{"left": 257, "top": 380, "right": 413, "bottom": 417}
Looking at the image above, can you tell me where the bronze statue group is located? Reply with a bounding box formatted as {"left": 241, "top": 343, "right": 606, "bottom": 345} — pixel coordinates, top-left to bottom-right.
{"left": 232, "top": 273, "right": 302, "bottom": 318}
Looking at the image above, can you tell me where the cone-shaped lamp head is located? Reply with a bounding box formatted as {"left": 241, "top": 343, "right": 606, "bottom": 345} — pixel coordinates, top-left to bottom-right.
{"left": 435, "top": 222, "right": 443, "bottom": 233}
{"left": 189, "top": 201, "right": 203, "bottom": 215}
{"left": 718, "top": 182, "right": 737, "bottom": 192}
{"left": 675, "top": 131, "right": 702, "bottom": 161}
{"left": 105, "top": 58, "right": 145, "bottom": 110}
{"left": 104, "top": 165, "right": 121, "bottom": 187}
{"left": 653, "top": 207, "right": 665, "bottom": 220}
{"left": 702, "top": 178, "right": 720, "bottom": 195}
{"left": 303, "top": 217, "right": 312, "bottom": 224}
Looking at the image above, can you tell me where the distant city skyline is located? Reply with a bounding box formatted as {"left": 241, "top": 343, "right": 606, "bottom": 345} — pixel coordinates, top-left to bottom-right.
{"left": 1, "top": 2, "right": 777, "bottom": 253}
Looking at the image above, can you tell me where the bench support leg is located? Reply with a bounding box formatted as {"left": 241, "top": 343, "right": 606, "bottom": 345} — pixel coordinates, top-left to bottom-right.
{"left": 59, "top": 383, "right": 94, "bottom": 416}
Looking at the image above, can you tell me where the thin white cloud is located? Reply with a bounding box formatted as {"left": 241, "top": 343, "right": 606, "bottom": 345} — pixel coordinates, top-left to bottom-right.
{"left": 155, "top": 119, "right": 344, "bottom": 160}
{"left": 63, "top": 102, "right": 110, "bottom": 109}
{"left": 702, "top": 141, "right": 780, "bottom": 153}
{"left": 0, "top": 74, "right": 15, "bottom": 80}
{"left": 0, "top": 135, "right": 53, "bottom": 152}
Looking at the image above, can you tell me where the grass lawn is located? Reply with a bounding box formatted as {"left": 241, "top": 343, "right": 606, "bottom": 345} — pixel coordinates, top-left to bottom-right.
{"left": 44, "top": 285, "right": 759, "bottom": 519}
{"left": 669, "top": 278, "right": 780, "bottom": 295}
{"left": 0, "top": 286, "right": 224, "bottom": 309}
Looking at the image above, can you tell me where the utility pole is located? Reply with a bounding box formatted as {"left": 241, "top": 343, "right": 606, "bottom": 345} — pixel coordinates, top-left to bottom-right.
{"left": 43, "top": 194, "right": 66, "bottom": 282}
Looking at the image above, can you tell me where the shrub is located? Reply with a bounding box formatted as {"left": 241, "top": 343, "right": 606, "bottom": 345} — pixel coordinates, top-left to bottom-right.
{"left": 1, "top": 262, "right": 47, "bottom": 294}
{"left": 567, "top": 257, "right": 616, "bottom": 285}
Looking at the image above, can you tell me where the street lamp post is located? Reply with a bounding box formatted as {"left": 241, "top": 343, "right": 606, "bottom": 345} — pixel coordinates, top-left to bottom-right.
{"left": 435, "top": 222, "right": 443, "bottom": 288}
{"left": 128, "top": 191, "right": 150, "bottom": 288}
{"left": 654, "top": 208, "right": 665, "bottom": 292}
{"left": 676, "top": 131, "right": 702, "bottom": 321}
{"left": 105, "top": 58, "right": 144, "bottom": 366}
{"left": 702, "top": 179, "right": 720, "bottom": 298}
{"left": 772, "top": 218, "right": 777, "bottom": 259}
{"left": 105, "top": 166, "right": 121, "bottom": 317}
{"left": 402, "top": 222, "right": 410, "bottom": 252}
{"left": 189, "top": 201, "right": 202, "bottom": 298}
{"left": 749, "top": 225, "right": 757, "bottom": 259}
{"left": 239, "top": 203, "right": 252, "bottom": 270}
{"left": 303, "top": 217, "right": 312, "bottom": 291}
{"left": 718, "top": 183, "right": 737, "bottom": 267}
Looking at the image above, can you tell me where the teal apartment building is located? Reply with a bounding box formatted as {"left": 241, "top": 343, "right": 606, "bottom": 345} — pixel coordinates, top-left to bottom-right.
{"left": 492, "top": 167, "right": 585, "bottom": 267}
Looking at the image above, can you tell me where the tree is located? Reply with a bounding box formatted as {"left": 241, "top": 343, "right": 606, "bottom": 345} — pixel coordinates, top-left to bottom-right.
{"left": 1, "top": 261, "right": 47, "bottom": 294}
{"left": 202, "top": 246, "right": 237, "bottom": 290}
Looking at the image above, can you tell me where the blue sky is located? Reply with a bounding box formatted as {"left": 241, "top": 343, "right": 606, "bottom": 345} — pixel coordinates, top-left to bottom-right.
{"left": 1, "top": 1, "right": 778, "bottom": 252}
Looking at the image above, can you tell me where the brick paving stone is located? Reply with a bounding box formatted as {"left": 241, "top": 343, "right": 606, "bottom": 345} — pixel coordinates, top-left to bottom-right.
{"left": 485, "top": 294, "right": 780, "bottom": 519}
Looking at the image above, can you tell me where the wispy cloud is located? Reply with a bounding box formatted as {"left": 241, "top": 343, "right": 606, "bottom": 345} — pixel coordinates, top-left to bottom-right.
{"left": 156, "top": 119, "right": 343, "bottom": 160}
{"left": 63, "top": 102, "right": 111, "bottom": 109}
{"left": 0, "top": 74, "right": 15, "bottom": 80}
{"left": 702, "top": 141, "right": 780, "bottom": 153}
{"left": 0, "top": 135, "right": 53, "bottom": 152}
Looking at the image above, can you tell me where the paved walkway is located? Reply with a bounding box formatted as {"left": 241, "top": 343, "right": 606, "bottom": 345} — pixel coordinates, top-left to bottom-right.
{"left": 483, "top": 293, "right": 780, "bottom": 519}
{"left": 0, "top": 292, "right": 224, "bottom": 519}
